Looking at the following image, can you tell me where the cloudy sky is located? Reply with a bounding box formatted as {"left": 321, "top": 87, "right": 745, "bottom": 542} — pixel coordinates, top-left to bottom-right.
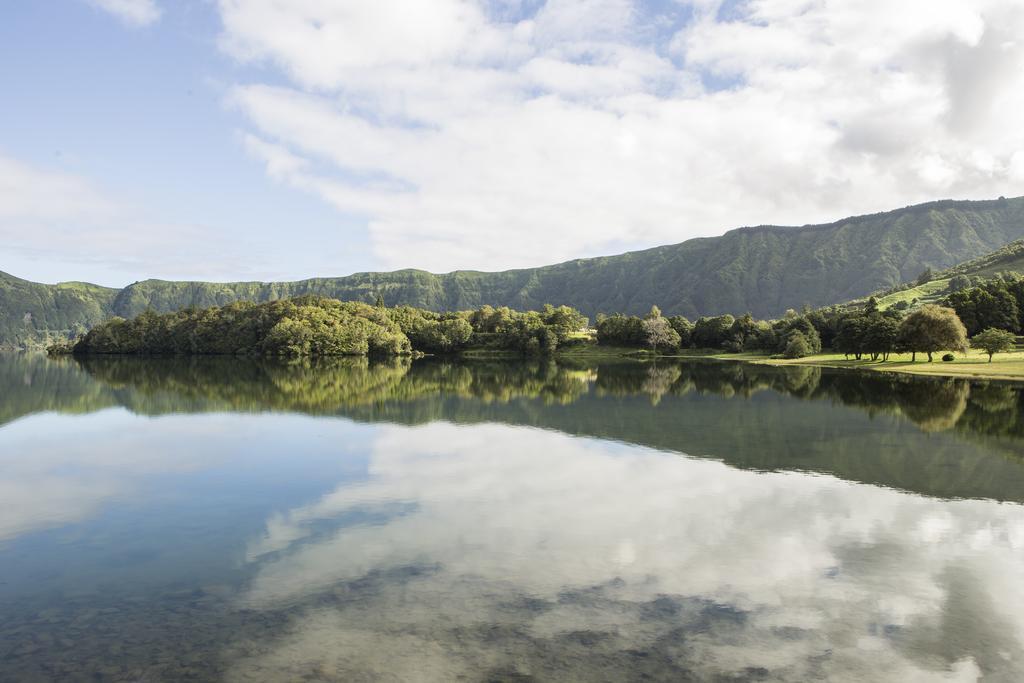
{"left": 2, "top": 0, "right": 1023, "bottom": 286}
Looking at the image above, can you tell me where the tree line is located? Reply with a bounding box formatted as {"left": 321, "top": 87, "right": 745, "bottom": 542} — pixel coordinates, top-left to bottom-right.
{"left": 57, "top": 288, "right": 1017, "bottom": 362}
{"left": 944, "top": 272, "right": 1024, "bottom": 336}
{"left": 63, "top": 296, "right": 590, "bottom": 358}
{"left": 595, "top": 296, "right": 1012, "bottom": 362}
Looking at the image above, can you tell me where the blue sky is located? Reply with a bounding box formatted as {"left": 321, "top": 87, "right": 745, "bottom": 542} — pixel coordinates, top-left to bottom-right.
{"left": 1, "top": 1, "right": 374, "bottom": 285}
{"left": 2, "top": 0, "right": 1022, "bottom": 286}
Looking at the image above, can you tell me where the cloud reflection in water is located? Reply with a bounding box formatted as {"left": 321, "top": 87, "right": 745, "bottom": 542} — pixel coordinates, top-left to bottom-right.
{"left": 233, "top": 423, "right": 1024, "bottom": 681}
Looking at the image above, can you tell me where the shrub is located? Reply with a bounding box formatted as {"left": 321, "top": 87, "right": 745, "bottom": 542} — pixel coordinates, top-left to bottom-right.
{"left": 942, "top": 353, "right": 955, "bottom": 362}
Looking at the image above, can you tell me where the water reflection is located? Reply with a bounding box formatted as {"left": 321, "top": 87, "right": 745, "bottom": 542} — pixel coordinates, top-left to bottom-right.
{"left": 4, "top": 353, "right": 1024, "bottom": 502}
{"left": 230, "top": 423, "right": 1024, "bottom": 680}
{"left": 2, "top": 354, "right": 1024, "bottom": 680}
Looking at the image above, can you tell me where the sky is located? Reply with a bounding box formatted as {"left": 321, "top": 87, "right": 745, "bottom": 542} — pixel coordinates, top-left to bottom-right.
{"left": 1, "top": 0, "right": 1023, "bottom": 287}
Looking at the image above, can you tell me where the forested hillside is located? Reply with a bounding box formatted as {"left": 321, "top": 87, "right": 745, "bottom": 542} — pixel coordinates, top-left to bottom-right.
{"left": 3, "top": 197, "right": 1024, "bottom": 349}
{"left": 0, "top": 271, "right": 117, "bottom": 349}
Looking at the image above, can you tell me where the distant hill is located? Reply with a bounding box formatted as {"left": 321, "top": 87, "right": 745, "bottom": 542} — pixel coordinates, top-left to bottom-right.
{"left": 0, "top": 273, "right": 117, "bottom": 350}
{"left": 3, "top": 196, "right": 1024, "bottom": 349}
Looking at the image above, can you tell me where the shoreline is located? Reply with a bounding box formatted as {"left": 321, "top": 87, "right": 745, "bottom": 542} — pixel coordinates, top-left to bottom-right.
{"left": 26, "top": 343, "right": 1024, "bottom": 382}
{"left": 556, "top": 343, "right": 1024, "bottom": 382}
{"left": 675, "top": 350, "right": 1024, "bottom": 383}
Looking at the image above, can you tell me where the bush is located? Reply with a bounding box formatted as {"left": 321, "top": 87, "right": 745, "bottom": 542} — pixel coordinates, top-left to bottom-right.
{"left": 942, "top": 353, "right": 955, "bottom": 362}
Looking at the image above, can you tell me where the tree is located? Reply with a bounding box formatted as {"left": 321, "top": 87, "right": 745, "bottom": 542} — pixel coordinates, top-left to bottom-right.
{"left": 692, "top": 314, "right": 735, "bottom": 349}
{"left": 727, "top": 313, "right": 758, "bottom": 351}
{"left": 774, "top": 316, "right": 822, "bottom": 355}
{"left": 540, "top": 304, "right": 588, "bottom": 341}
{"left": 783, "top": 331, "right": 811, "bottom": 358}
{"left": 417, "top": 317, "right": 473, "bottom": 352}
{"left": 642, "top": 315, "right": 681, "bottom": 351}
{"left": 667, "top": 316, "right": 693, "bottom": 348}
{"left": 946, "top": 282, "right": 1019, "bottom": 335}
{"left": 897, "top": 305, "right": 969, "bottom": 362}
{"left": 596, "top": 314, "right": 645, "bottom": 346}
{"left": 861, "top": 316, "right": 900, "bottom": 361}
{"left": 833, "top": 316, "right": 868, "bottom": 359}
{"left": 916, "top": 267, "right": 934, "bottom": 285}
{"left": 948, "top": 274, "right": 971, "bottom": 292}
{"left": 971, "top": 328, "right": 1016, "bottom": 362}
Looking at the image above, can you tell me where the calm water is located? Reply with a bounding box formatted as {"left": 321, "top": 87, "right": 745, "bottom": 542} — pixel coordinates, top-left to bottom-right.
{"left": 2, "top": 355, "right": 1024, "bottom": 681}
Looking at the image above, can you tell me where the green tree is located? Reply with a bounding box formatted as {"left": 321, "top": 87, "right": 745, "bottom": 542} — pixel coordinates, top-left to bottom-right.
{"left": 692, "top": 314, "right": 735, "bottom": 349}
{"left": 948, "top": 274, "right": 971, "bottom": 292}
{"left": 540, "top": 304, "right": 588, "bottom": 341}
{"left": 897, "top": 305, "right": 969, "bottom": 362}
{"left": 727, "top": 313, "right": 758, "bottom": 352}
{"left": 783, "top": 331, "right": 811, "bottom": 358}
{"left": 946, "top": 281, "right": 1019, "bottom": 335}
{"left": 642, "top": 315, "right": 681, "bottom": 351}
{"left": 861, "top": 316, "right": 900, "bottom": 361}
{"left": 971, "top": 328, "right": 1016, "bottom": 362}
{"left": 833, "top": 316, "right": 868, "bottom": 359}
{"left": 667, "top": 316, "right": 693, "bottom": 348}
{"left": 596, "top": 314, "right": 645, "bottom": 347}
{"left": 774, "top": 316, "right": 822, "bottom": 355}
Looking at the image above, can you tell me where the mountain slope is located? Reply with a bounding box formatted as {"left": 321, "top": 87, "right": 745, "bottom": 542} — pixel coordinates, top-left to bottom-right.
{"left": 0, "top": 271, "right": 117, "bottom": 350}
{"left": 3, "top": 196, "right": 1024, "bottom": 348}
{"left": 856, "top": 237, "right": 1024, "bottom": 311}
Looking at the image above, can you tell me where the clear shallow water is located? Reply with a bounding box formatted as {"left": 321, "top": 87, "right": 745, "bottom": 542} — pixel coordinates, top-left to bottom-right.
{"left": 1, "top": 355, "right": 1024, "bottom": 681}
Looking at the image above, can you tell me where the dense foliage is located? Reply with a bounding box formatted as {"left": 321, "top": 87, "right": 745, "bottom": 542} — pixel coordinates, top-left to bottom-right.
{"left": 593, "top": 292, "right": 977, "bottom": 362}
{"left": 832, "top": 299, "right": 904, "bottom": 360}
{"left": 70, "top": 297, "right": 589, "bottom": 358}
{"left": 6, "top": 197, "right": 1024, "bottom": 348}
{"left": 597, "top": 307, "right": 824, "bottom": 357}
{"left": 945, "top": 273, "right": 1024, "bottom": 335}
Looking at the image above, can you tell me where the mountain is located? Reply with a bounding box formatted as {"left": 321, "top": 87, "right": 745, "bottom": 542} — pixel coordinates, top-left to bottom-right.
{"left": 0, "top": 272, "right": 117, "bottom": 350}
{"left": 3, "top": 196, "right": 1024, "bottom": 349}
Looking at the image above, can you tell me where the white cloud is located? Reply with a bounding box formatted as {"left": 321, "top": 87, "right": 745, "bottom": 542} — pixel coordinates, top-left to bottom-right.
{"left": 0, "top": 153, "right": 263, "bottom": 283}
{"left": 0, "top": 412, "right": 238, "bottom": 543}
{"left": 218, "top": 0, "right": 501, "bottom": 88}
{"left": 230, "top": 422, "right": 1024, "bottom": 680}
{"left": 0, "top": 155, "right": 119, "bottom": 222}
{"left": 85, "top": 0, "right": 162, "bottom": 27}
{"left": 218, "top": 0, "right": 1024, "bottom": 273}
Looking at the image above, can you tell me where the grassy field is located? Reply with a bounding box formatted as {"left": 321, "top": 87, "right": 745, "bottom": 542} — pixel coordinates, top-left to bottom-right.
{"left": 508, "top": 339, "right": 1024, "bottom": 381}
{"left": 873, "top": 278, "right": 950, "bottom": 310}
{"left": 688, "top": 349, "right": 1024, "bottom": 381}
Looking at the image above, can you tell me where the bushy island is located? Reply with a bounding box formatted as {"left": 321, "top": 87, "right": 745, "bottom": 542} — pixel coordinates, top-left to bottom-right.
{"left": 58, "top": 296, "right": 589, "bottom": 357}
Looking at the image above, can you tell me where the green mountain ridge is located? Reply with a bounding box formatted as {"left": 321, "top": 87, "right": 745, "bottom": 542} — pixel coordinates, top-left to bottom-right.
{"left": 4, "top": 196, "right": 1024, "bottom": 349}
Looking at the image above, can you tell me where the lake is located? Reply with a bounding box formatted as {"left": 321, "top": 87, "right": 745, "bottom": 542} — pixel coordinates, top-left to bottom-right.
{"left": 1, "top": 354, "right": 1023, "bottom": 681}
